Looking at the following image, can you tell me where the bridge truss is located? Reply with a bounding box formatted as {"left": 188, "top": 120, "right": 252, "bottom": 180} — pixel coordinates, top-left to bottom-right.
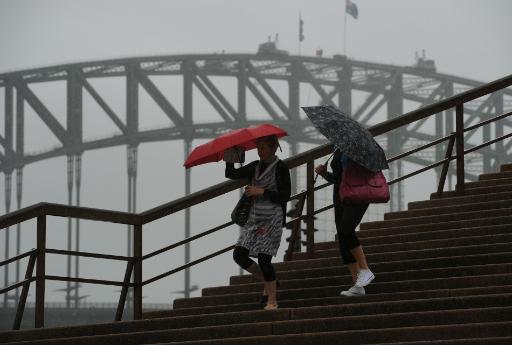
{"left": 1, "top": 53, "right": 511, "bottom": 307}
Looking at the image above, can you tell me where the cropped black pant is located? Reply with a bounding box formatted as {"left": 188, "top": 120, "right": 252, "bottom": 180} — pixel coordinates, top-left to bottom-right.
{"left": 334, "top": 202, "right": 369, "bottom": 265}
{"left": 232, "top": 246, "right": 276, "bottom": 281}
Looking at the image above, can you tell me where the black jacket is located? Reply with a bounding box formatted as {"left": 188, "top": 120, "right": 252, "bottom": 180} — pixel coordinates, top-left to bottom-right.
{"left": 225, "top": 159, "right": 291, "bottom": 226}
{"left": 322, "top": 150, "right": 343, "bottom": 205}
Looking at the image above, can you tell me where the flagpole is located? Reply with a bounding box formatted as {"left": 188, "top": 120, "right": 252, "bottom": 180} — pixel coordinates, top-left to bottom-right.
{"left": 343, "top": 2, "right": 347, "bottom": 55}
{"left": 299, "top": 11, "right": 302, "bottom": 56}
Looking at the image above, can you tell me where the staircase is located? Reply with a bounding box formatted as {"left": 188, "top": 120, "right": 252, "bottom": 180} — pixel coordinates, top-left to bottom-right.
{"left": 1, "top": 163, "right": 511, "bottom": 344}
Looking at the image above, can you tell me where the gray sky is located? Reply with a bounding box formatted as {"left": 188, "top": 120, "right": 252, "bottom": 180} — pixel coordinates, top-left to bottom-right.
{"left": 0, "top": 0, "right": 511, "bottom": 306}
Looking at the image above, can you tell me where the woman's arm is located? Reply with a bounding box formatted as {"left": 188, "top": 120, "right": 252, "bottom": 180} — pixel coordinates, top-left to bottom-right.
{"left": 225, "top": 161, "right": 257, "bottom": 180}
{"left": 323, "top": 171, "right": 338, "bottom": 184}
{"left": 315, "top": 165, "right": 338, "bottom": 184}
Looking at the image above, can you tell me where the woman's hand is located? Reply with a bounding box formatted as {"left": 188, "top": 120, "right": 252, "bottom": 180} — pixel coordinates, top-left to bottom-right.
{"left": 245, "top": 185, "right": 264, "bottom": 197}
{"left": 315, "top": 164, "right": 327, "bottom": 176}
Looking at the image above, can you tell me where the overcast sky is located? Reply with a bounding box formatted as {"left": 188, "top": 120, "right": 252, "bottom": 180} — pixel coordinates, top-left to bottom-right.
{"left": 0, "top": 0, "right": 511, "bottom": 307}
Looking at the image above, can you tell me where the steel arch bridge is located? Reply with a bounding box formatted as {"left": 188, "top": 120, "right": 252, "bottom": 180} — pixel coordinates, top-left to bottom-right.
{"left": 1, "top": 53, "right": 511, "bottom": 305}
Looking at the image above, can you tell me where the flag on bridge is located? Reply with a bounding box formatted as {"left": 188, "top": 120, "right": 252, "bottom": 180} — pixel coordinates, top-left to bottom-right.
{"left": 299, "top": 12, "right": 305, "bottom": 42}
{"left": 346, "top": 0, "right": 359, "bottom": 19}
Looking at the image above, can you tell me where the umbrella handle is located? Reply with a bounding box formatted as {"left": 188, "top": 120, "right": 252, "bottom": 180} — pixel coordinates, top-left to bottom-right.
{"left": 313, "top": 172, "right": 321, "bottom": 185}
{"left": 313, "top": 152, "right": 335, "bottom": 185}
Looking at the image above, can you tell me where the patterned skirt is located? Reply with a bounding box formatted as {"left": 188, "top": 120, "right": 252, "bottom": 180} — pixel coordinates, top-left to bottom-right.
{"left": 236, "top": 199, "right": 283, "bottom": 257}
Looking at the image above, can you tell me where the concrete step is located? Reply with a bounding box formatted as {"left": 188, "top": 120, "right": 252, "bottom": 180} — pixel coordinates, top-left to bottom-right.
{"left": 173, "top": 272, "right": 512, "bottom": 309}
{"left": 463, "top": 177, "right": 512, "bottom": 189}
{"left": 384, "top": 199, "right": 512, "bottom": 220}
{"left": 265, "top": 308, "right": 512, "bottom": 340}
{"left": 356, "top": 216, "right": 512, "bottom": 239}
{"left": 203, "top": 263, "right": 512, "bottom": 296}
{"left": 0, "top": 309, "right": 289, "bottom": 344}
{"left": 154, "top": 285, "right": 512, "bottom": 318}
{"left": 157, "top": 321, "right": 512, "bottom": 345}
{"left": 230, "top": 251, "right": 512, "bottom": 285}
{"left": 293, "top": 233, "right": 512, "bottom": 260}
{"left": 359, "top": 208, "right": 512, "bottom": 231}
{"left": 501, "top": 163, "right": 512, "bottom": 172}
{"left": 315, "top": 223, "right": 512, "bottom": 251}
{"left": 369, "top": 337, "right": 512, "bottom": 345}
{"left": 5, "top": 303, "right": 512, "bottom": 344}
{"left": 283, "top": 242, "right": 512, "bottom": 272}
{"left": 410, "top": 190, "right": 512, "bottom": 210}
{"left": 6, "top": 293, "right": 510, "bottom": 344}
{"left": 479, "top": 171, "right": 512, "bottom": 181}
{"left": 430, "top": 183, "right": 512, "bottom": 199}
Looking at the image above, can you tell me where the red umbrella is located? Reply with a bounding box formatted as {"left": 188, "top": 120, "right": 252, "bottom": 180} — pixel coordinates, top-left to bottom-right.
{"left": 184, "top": 124, "right": 287, "bottom": 168}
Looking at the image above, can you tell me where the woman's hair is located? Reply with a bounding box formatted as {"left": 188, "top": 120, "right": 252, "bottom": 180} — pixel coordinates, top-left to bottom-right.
{"left": 256, "top": 135, "right": 279, "bottom": 150}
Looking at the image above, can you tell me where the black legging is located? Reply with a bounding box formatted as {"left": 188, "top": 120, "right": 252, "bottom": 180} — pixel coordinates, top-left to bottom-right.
{"left": 334, "top": 202, "right": 369, "bottom": 265}
{"left": 233, "top": 246, "right": 276, "bottom": 281}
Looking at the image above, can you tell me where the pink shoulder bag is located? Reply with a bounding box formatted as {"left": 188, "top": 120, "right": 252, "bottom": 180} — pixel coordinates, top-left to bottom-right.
{"left": 339, "top": 161, "right": 390, "bottom": 204}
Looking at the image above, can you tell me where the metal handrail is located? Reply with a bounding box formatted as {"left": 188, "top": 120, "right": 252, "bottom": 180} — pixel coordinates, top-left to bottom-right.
{"left": 0, "top": 249, "right": 36, "bottom": 267}
{"left": 465, "top": 111, "right": 512, "bottom": 132}
{"left": 0, "top": 73, "right": 510, "bottom": 329}
{"left": 45, "top": 248, "right": 134, "bottom": 262}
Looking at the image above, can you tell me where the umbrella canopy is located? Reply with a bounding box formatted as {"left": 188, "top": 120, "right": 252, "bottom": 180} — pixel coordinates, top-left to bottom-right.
{"left": 302, "top": 105, "right": 388, "bottom": 172}
{"left": 184, "top": 124, "right": 287, "bottom": 169}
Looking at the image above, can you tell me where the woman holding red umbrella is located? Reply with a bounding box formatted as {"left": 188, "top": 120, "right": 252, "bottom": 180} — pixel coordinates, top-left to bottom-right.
{"left": 225, "top": 134, "right": 291, "bottom": 310}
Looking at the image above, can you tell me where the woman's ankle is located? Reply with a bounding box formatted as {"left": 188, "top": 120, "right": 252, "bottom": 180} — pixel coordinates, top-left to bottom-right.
{"left": 264, "top": 302, "right": 278, "bottom": 310}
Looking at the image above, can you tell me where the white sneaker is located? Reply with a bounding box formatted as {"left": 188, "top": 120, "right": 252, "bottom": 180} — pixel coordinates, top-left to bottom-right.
{"left": 355, "top": 269, "right": 375, "bottom": 287}
{"left": 340, "top": 285, "right": 365, "bottom": 296}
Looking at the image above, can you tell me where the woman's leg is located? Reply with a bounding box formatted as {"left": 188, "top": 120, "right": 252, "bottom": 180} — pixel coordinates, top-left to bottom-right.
{"left": 233, "top": 246, "right": 262, "bottom": 280}
{"left": 346, "top": 262, "right": 360, "bottom": 284}
{"left": 335, "top": 204, "right": 358, "bottom": 281}
{"left": 337, "top": 203, "right": 374, "bottom": 294}
{"left": 350, "top": 245, "right": 369, "bottom": 270}
{"left": 342, "top": 203, "right": 374, "bottom": 287}
{"left": 258, "top": 253, "right": 278, "bottom": 309}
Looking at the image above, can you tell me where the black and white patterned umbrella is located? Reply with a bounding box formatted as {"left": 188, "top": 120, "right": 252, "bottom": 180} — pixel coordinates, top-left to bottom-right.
{"left": 302, "top": 105, "right": 389, "bottom": 172}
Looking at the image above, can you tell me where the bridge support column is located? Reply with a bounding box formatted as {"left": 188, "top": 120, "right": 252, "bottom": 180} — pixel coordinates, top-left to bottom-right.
{"left": 15, "top": 89, "right": 24, "bottom": 307}
{"left": 3, "top": 172, "right": 12, "bottom": 308}
{"left": 183, "top": 59, "right": 193, "bottom": 298}
{"left": 237, "top": 59, "right": 247, "bottom": 122}
{"left": 338, "top": 63, "right": 352, "bottom": 114}
{"left": 494, "top": 91, "right": 505, "bottom": 170}
{"left": 66, "top": 155, "right": 74, "bottom": 308}
{"left": 65, "top": 154, "right": 83, "bottom": 308}
{"left": 14, "top": 168, "right": 23, "bottom": 306}
{"left": 387, "top": 73, "right": 404, "bottom": 211}
{"left": 444, "top": 82, "right": 455, "bottom": 189}
{"left": 74, "top": 154, "right": 82, "bottom": 308}
{"left": 184, "top": 140, "right": 192, "bottom": 298}
{"left": 126, "top": 145, "right": 138, "bottom": 309}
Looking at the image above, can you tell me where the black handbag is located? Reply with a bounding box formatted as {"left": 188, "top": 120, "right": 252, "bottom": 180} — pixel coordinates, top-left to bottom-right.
{"left": 231, "top": 194, "right": 253, "bottom": 226}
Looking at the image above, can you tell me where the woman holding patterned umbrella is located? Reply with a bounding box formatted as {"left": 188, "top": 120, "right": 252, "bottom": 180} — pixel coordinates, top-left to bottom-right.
{"left": 304, "top": 105, "right": 388, "bottom": 296}
{"left": 315, "top": 150, "right": 374, "bottom": 296}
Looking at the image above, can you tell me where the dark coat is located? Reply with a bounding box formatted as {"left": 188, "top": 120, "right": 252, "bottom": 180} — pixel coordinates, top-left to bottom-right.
{"left": 322, "top": 150, "right": 343, "bottom": 205}
{"left": 225, "top": 159, "right": 291, "bottom": 226}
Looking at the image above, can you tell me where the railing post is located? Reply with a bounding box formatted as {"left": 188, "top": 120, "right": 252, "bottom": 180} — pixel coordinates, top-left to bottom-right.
{"left": 455, "top": 104, "right": 465, "bottom": 193}
{"left": 284, "top": 192, "right": 307, "bottom": 262}
{"left": 35, "top": 216, "right": 46, "bottom": 328}
{"left": 115, "top": 260, "right": 134, "bottom": 322}
{"left": 13, "top": 252, "right": 36, "bottom": 330}
{"left": 133, "top": 224, "right": 142, "bottom": 320}
{"left": 437, "top": 135, "right": 456, "bottom": 196}
{"left": 306, "top": 160, "right": 315, "bottom": 258}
